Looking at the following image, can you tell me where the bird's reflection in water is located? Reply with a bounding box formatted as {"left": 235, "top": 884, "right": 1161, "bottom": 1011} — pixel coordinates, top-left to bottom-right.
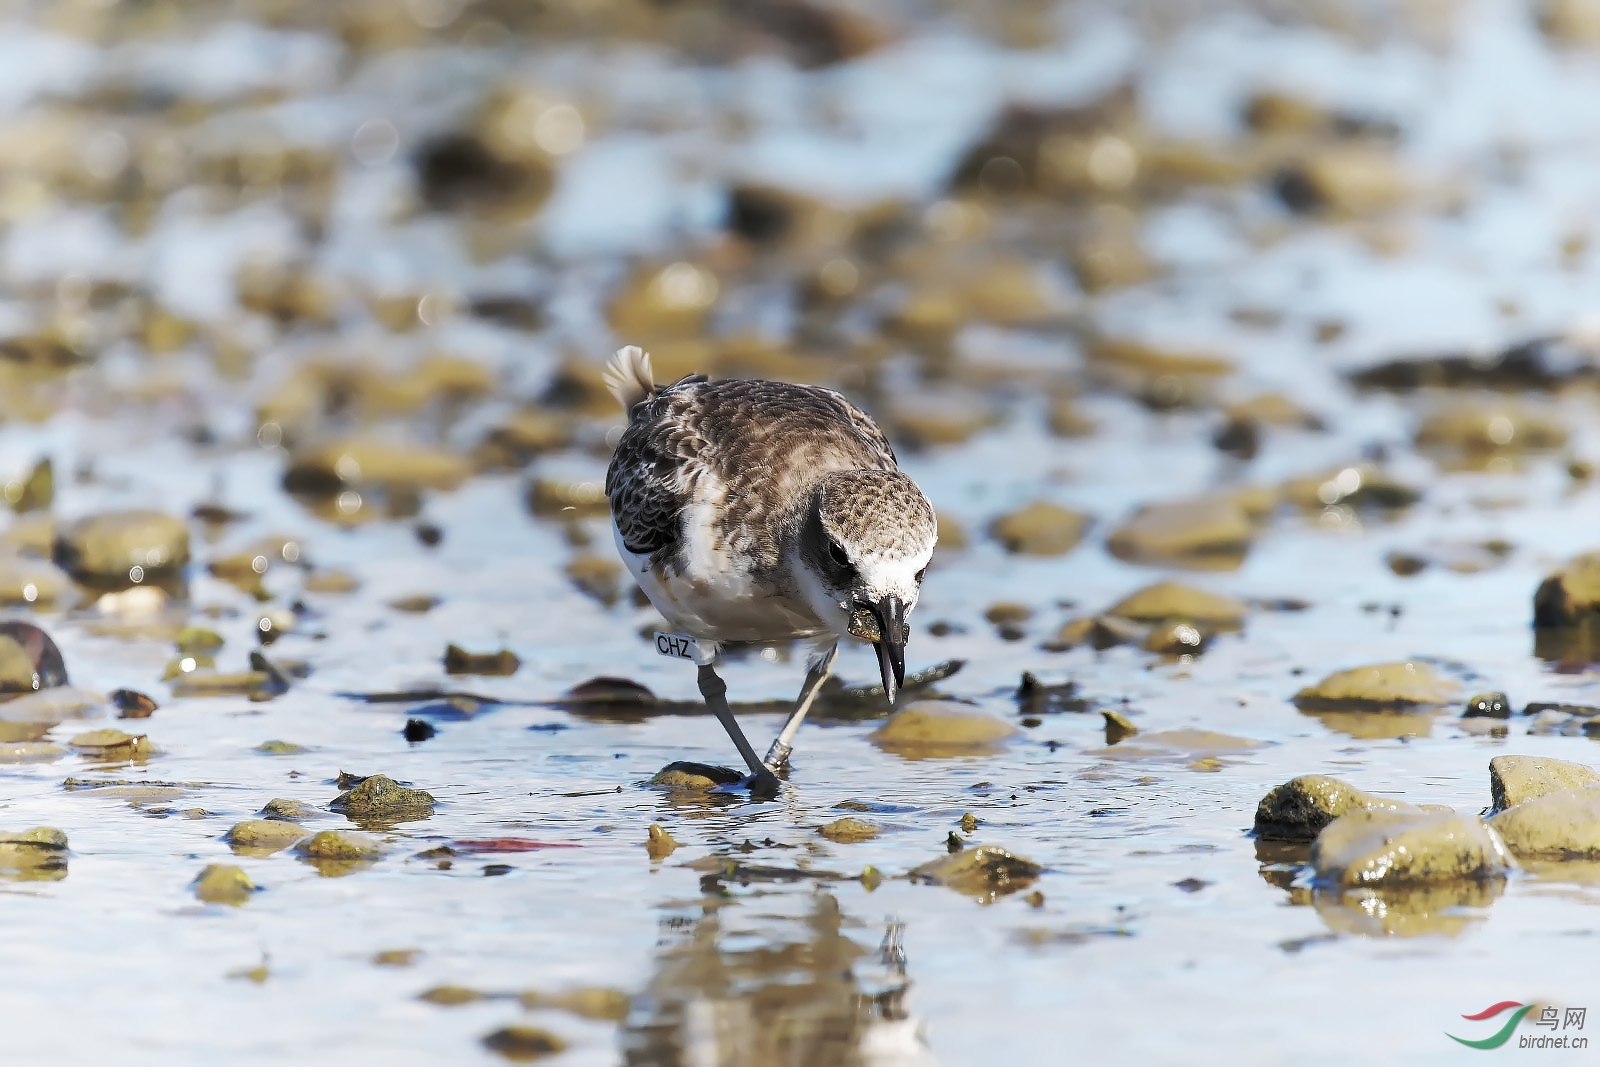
{"left": 621, "top": 890, "right": 935, "bottom": 1066}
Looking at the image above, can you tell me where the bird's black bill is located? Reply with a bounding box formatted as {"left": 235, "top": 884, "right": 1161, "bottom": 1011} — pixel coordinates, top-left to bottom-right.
{"left": 871, "top": 595, "right": 907, "bottom": 705}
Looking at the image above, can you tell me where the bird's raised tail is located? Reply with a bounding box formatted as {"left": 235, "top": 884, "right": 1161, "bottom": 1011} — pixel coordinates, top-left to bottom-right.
{"left": 603, "top": 345, "right": 656, "bottom": 414}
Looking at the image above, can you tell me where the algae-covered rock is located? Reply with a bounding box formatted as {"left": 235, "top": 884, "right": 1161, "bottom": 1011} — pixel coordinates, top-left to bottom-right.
{"left": 0, "top": 827, "right": 68, "bottom": 879}
{"left": 647, "top": 762, "right": 744, "bottom": 791}
{"left": 296, "top": 830, "right": 382, "bottom": 875}
{"left": 0, "top": 621, "right": 68, "bottom": 694}
{"left": 1292, "top": 661, "right": 1461, "bottom": 709}
{"left": 1310, "top": 809, "right": 1513, "bottom": 886}
{"left": 818, "top": 817, "right": 880, "bottom": 843}
{"left": 225, "top": 819, "right": 307, "bottom": 855}
{"left": 1105, "top": 581, "right": 1248, "bottom": 628}
{"left": 481, "top": 1025, "right": 567, "bottom": 1061}
{"left": 193, "top": 864, "right": 257, "bottom": 905}
{"left": 260, "top": 798, "right": 320, "bottom": 822}
{"left": 1255, "top": 775, "right": 1422, "bottom": 841}
{"left": 868, "top": 701, "right": 1017, "bottom": 758}
{"left": 909, "top": 845, "right": 1042, "bottom": 901}
{"left": 1106, "top": 497, "right": 1254, "bottom": 570}
{"left": 1489, "top": 755, "right": 1600, "bottom": 812}
{"left": 645, "top": 823, "right": 677, "bottom": 860}
{"left": 330, "top": 774, "right": 435, "bottom": 820}
{"left": 988, "top": 501, "right": 1090, "bottom": 556}
{"left": 1488, "top": 785, "right": 1600, "bottom": 858}
{"left": 54, "top": 510, "right": 189, "bottom": 587}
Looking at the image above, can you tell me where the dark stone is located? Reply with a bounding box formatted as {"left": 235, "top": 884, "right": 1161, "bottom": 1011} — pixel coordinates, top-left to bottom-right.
{"left": 403, "top": 718, "right": 436, "bottom": 742}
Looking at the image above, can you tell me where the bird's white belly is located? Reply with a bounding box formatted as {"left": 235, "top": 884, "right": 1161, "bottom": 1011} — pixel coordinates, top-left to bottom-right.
{"left": 613, "top": 525, "right": 825, "bottom": 643}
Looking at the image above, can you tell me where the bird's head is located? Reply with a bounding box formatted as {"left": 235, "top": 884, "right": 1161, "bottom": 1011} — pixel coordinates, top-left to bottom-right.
{"left": 794, "top": 469, "right": 936, "bottom": 705}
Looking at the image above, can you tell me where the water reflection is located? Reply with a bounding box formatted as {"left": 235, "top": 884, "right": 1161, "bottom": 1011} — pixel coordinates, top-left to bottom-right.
{"left": 621, "top": 891, "right": 932, "bottom": 1067}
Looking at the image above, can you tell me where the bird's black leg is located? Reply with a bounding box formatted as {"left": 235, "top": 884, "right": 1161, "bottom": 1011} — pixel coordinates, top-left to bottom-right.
{"left": 764, "top": 642, "right": 838, "bottom": 771}
{"left": 697, "top": 663, "right": 780, "bottom": 796}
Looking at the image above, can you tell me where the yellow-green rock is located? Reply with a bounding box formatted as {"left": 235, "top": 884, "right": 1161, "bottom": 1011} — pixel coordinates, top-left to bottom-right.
{"left": 988, "top": 501, "right": 1090, "bottom": 556}
{"left": 1255, "top": 775, "right": 1422, "bottom": 841}
{"left": 1489, "top": 755, "right": 1600, "bottom": 812}
{"left": 193, "top": 864, "right": 257, "bottom": 905}
{"left": 1106, "top": 581, "right": 1247, "bottom": 628}
{"left": 1489, "top": 785, "right": 1600, "bottom": 858}
{"left": 818, "top": 817, "right": 880, "bottom": 843}
{"left": 225, "top": 819, "right": 307, "bottom": 854}
{"left": 909, "top": 845, "right": 1042, "bottom": 902}
{"left": 1310, "top": 809, "right": 1513, "bottom": 886}
{"left": 1293, "top": 661, "right": 1461, "bottom": 709}
{"left": 869, "top": 701, "right": 1017, "bottom": 758}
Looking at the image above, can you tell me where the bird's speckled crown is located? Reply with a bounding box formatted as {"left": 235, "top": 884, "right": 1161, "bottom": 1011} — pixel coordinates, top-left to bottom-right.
{"left": 816, "top": 470, "right": 936, "bottom": 559}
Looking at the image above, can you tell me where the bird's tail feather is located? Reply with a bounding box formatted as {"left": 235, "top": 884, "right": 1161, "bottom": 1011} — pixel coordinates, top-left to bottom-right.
{"left": 603, "top": 345, "right": 656, "bottom": 414}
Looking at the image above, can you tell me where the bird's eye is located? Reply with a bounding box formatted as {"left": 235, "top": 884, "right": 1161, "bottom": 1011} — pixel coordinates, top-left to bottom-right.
{"left": 914, "top": 567, "right": 927, "bottom": 584}
{"left": 829, "top": 541, "right": 851, "bottom": 568}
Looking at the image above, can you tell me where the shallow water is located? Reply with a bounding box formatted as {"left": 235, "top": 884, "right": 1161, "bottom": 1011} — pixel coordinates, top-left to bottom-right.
{"left": 3, "top": 0, "right": 1600, "bottom": 1063}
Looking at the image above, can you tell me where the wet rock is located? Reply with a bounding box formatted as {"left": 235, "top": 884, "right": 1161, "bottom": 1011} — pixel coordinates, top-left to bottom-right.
{"left": 1292, "top": 661, "right": 1461, "bottom": 709}
{"left": 909, "top": 845, "right": 1042, "bottom": 901}
{"left": 609, "top": 261, "right": 719, "bottom": 340}
{"left": 1102, "top": 710, "right": 1137, "bottom": 744}
{"left": 305, "top": 570, "right": 359, "bottom": 594}
{"left": 0, "top": 554, "right": 71, "bottom": 608}
{"left": 255, "top": 740, "right": 307, "bottom": 756}
{"left": 5, "top": 458, "right": 52, "bottom": 514}
{"left": 1142, "top": 620, "right": 1209, "bottom": 656}
{"left": 1274, "top": 146, "right": 1410, "bottom": 216}
{"left": 193, "top": 864, "right": 257, "bottom": 905}
{"left": 648, "top": 761, "right": 744, "bottom": 791}
{"left": 420, "top": 985, "right": 483, "bottom": 1006}
{"left": 1044, "top": 614, "right": 1147, "bottom": 651}
{"left": 1310, "top": 809, "right": 1513, "bottom": 886}
{"left": 0, "top": 687, "right": 98, "bottom": 723}
{"left": 481, "top": 1025, "right": 567, "bottom": 1062}
{"left": 1014, "top": 672, "right": 1089, "bottom": 715}
{"left": 111, "top": 689, "right": 158, "bottom": 719}
{"left": 1488, "top": 785, "right": 1600, "bottom": 857}
{"left": 1541, "top": 0, "right": 1600, "bottom": 45}
{"left": 1105, "top": 581, "right": 1247, "bottom": 629}
{"left": 372, "top": 949, "right": 420, "bottom": 967}
{"left": 330, "top": 774, "right": 435, "bottom": 821}
{"left": 1254, "top": 775, "right": 1423, "bottom": 841}
{"left": 868, "top": 701, "right": 1017, "bottom": 758}
{"left": 0, "top": 621, "right": 68, "bottom": 694}
{"left": 1311, "top": 879, "right": 1505, "bottom": 938}
{"left": 566, "top": 555, "right": 620, "bottom": 606}
{"left": 1416, "top": 403, "right": 1567, "bottom": 458}
{"left": 260, "top": 798, "right": 320, "bottom": 822}
{"left": 1533, "top": 551, "right": 1600, "bottom": 627}
{"left": 444, "top": 644, "right": 520, "bottom": 676}
{"left": 284, "top": 439, "right": 472, "bottom": 495}
{"left": 519, "top": 987, "right": 631, "bottom": 1022}
{"left": 1462, "top": 691, "right": 1510, "bottom": 719}
{"left": 54, "top": 510, "right": 189, "bottom": 588}
{"left": 225, "top": 819, "right": 307, "bottom": 854}
{"left": 818, "top": 817, "right": 880, "bottom": 843}
{"left": 1047, "top": 396, "right": 1095, "bottom": 438}
{"left": 0, "top": 827, "right": 67, "bottom": 879}
{"left": 1106, "top": 497, "right": 1254, "bottom": 570}
{"left": 403, "top": 719, "right": 436, "bottom": 742}
{"left": 645, "top": 823, "right": 677, "bottom": 860}
{"left": 525, "top": 477, "right": 610, "bottom": 518}
{"left": 885, "top": 390, "right": 998, "bottom": 447}
{"left": 1282, "top": 464, "right": 1420, "bottom": 513}
{"left": 296, "top": 830, "right": 382, "bottom": 862}
{"left": 1488, "top": 755, "right": 1600, "bottom": 812}
{"left": 988, "top": 501, "right": 1090, "bottom": 556}
{"left": 68, "top": 728, "right": 152, "bottom": 762}
{"left": 473, "top": 410, "right": 573, "bottom": 470}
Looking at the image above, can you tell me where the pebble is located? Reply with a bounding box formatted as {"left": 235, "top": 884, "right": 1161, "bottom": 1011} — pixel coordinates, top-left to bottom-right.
{"left": 1105, "top": 581, "right": 1247, "bottom": 628}
{"left": 1254, "top": 775, "right": 1422, "bottom": 841}
{"left": 1488, "top": 755, "right": 1600, "bottom": 811}
{"left": 1292, "top": 661, "right": 1461, "bottom": 709}
{"left": 1488, "top": 785, "right": 1600, "bottom": 858}
{"left": 296, "top": 830, "right": 382, "bottom": 861}
{"left": 1106, "top": 497, "right": 1254, "bottom": 569}
{"left": 330, "top": 774, "right": 435, "bottom": 821}
{"left": 645, "top": 823, "right": 678, "bottom": 860}
{"left": 868, "top": 701, "right": 1018, "bottom": 757}
{"left": 283, "top": 439, "right": 472, "bottom": 494}
{"left": 818, "top": 817, "right": 880, "bottom": 843}
{"left": 1462, "top": 691, "right": 1510, "bottom": 719}
{"left": 481, "top": 1026, "right": 567, "bottom": 1062}
{"left": 1533, "top": 551, "right": 1600, "bottom": 627}
{"left": 909, "top": 845, "right": 1042, "bottom": 901}
{"left": 192, "top": 864, "right": 257, "bottom": 905}
{"left": 0, "top": 554, "right": 71, "bottom": 607}
{"left": 68, "top": 728, "right": 152, "bottom": 762}
{"left": 1310, "top": 809, "right": 1513, "bottom": 886}
{"left": 647, "top": 761, "right": 744, "bottom": 791}
{"left": 443, "top": 644, "right": 521, "bottom": 676}
{"left": 988, "top": 501, "right": 1090, "bottom": 556}
{"left": 54, "top": 510, "right": 189, "bottom": 587}
{"left": 0, "top": 827, "right": 68, "bottom": 878}
{"left": 225, "top": 820, "right": 308, "bottom": 854}
{"left": 260, "top": 798, "right": 320, "bottom": 822}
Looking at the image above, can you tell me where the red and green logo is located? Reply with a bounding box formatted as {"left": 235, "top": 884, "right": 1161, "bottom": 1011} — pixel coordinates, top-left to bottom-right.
{"left": 1448, "top": 1002, "right": 1533, "bottom": 1049}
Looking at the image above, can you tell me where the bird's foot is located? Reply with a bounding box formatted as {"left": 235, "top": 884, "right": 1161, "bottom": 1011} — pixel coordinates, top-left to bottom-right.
{"left": 745, "top": 767, "right": 782, "bottom": 799}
